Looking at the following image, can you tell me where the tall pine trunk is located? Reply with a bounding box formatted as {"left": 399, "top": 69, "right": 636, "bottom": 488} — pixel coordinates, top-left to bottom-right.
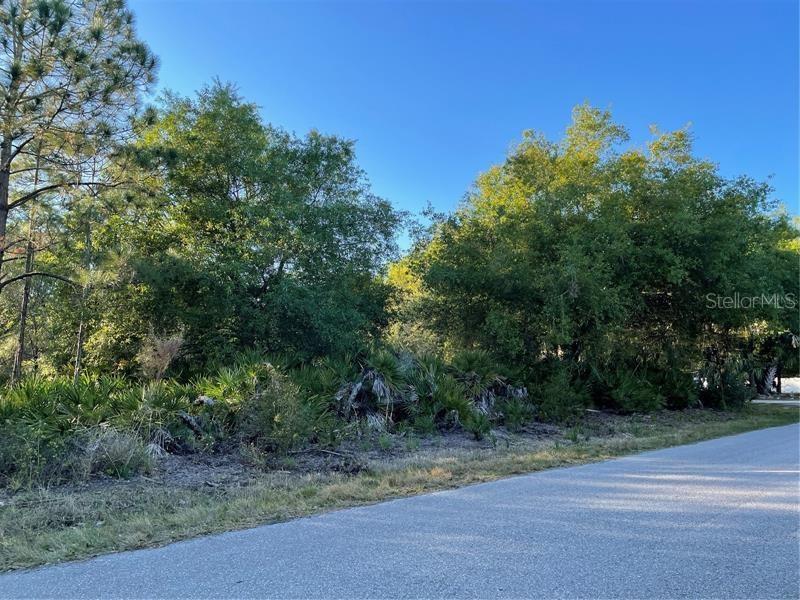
{"left": 11, "top": 147, "right": 41, "bottom": 382}
{"left": 73, "top": 219, "right": 91, "bottom": 382}
{"left": 11, "top": 236, "right": 34, "bottom": 382}
{"left": 0, "top": 136, "right": 13, "bottom": 282}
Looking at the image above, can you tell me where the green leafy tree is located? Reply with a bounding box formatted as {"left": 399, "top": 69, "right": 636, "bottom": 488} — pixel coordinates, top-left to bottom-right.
{"left": 68, "top": 83, "right": 401, "bottom": 372}
{"left": 398, "top": 105, "right": 798, "bottom": 410}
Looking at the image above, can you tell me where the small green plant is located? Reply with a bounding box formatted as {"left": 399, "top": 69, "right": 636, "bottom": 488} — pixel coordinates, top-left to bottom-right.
{"left": 239, "top": 443, "right": 270, "bottom": 469}
{"left": 566, "top": 425, "right": 582, "bottom": 444}
{"left": 499, "top": 397, "right": 535, "bottom": 432}
{"left": 628, "top": 423, "right": 645, "bottom": 437}
{"left": 452, "top": 349, "right": 498, "bottom": 381}
{"left": 465, "top": 411, "right": 492, "bottom": 441}
{"left": 433, "top": 374, "right": 471, "bottom": 421}
{"left": 377, "top": 433, "right": 393, "bottom": 452}
{"left": 413, "top": 413, "right": 437, "bottom": 436}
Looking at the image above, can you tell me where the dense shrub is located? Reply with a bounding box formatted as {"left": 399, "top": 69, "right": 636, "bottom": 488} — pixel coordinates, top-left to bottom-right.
{"left": 608, "top": 373, "right": 665, "bottom": 414}
{"left": 0, "top": 421, "right": 73, "bottom": 489}
{"left": 536, "top": 367, "right": 590, "bottom": 423}
{"left": 0, "top": 358, "right": 336, "bottom": 487}
{"left": 656, "top": 369, "right": 699, "bottom": 410}
{"left": 0, "top": 92, "right": 792, "bottom": 489}
{"left": 391, "top": 106, "right": 797, "bottom": 418}
{"left": 238, "top": 364, "right": 328, "bottom": 452}
{"left": 698, "top": 357, "right": 756, "bottom": 409}
{"left": 0, "top": 339, "right": 779, "bottom": 491}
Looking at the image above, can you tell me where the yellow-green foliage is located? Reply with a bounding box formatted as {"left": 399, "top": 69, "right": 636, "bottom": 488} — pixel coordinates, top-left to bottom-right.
{"left": 394, "top": 105, "right": 798, "bottom": 412}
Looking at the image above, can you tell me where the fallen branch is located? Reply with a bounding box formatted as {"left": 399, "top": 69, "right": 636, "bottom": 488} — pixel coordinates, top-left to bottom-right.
{"left": 288, "top": 447, "right": 351, "bottom": 458}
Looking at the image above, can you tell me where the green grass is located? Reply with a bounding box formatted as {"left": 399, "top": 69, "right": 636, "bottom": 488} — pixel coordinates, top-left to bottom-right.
{"left": 1, "top": 405, "right": 797, "bottom": 572}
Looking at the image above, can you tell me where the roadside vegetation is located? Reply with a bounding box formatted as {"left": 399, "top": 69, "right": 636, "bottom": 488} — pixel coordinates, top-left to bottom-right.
{"left": 2, "top": 404, "right": 797, "bottom": 571}
{"left": 0, "top": 0, "right": 798, "bottom": 570}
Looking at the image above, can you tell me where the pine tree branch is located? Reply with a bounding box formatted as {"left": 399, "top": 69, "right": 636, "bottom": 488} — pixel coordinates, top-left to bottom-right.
{"left": 0, "top": 271, "right": 75, "bottom": 290}
{"left": 8, "top": 180, "right": 127, "bottom": 211}
{"left": 0, "top": 255, "right": 27, "bottom": 264}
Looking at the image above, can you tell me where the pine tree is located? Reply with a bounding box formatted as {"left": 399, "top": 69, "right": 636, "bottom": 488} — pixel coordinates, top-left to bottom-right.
{"left": 0, "top": 0, "right": 156, "bottom": 294}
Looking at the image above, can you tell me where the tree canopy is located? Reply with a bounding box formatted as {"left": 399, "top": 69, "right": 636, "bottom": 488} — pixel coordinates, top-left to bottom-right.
{"left": 0, "top": 1, "right": 794, "bottom": 418}
{"left": 3, "top": 83, "right": 403, "bottom": 373}
{"left": 392, "top": 105, "right": 798, "bottom": 412}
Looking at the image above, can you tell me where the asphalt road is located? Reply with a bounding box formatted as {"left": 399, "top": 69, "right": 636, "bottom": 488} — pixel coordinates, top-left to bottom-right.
{"left": 2, "top": 424, "right": 798, "bottom": 599}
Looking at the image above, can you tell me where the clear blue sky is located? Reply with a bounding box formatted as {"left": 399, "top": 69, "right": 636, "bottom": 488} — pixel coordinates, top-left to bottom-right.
{"left": 129, "top": 0, "right": 798, "bottom": 220}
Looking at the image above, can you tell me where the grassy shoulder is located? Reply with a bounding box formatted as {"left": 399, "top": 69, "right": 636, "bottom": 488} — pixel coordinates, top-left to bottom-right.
{"left": 1, "top": 404, "right": 797, "bottom": 572}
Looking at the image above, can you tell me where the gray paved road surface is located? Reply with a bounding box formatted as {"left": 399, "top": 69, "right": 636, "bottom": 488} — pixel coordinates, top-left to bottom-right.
{"left": 1, "top": 424, "right": 798, "bottom": 599}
